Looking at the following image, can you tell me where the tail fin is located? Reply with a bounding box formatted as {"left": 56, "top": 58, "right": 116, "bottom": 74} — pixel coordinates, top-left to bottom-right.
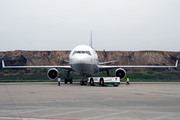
{"left": 89, "top": 31, "right": 92, "bottom": 47}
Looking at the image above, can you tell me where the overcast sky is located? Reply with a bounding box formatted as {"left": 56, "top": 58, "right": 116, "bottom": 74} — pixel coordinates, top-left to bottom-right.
{"left": 0, "top": 0, "right": 180, "bottom": 51}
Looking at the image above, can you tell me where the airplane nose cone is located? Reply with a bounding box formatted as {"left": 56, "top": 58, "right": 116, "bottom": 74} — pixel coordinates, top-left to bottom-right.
{"left": 79, "top": 56, "right": 84, "bottom": 63}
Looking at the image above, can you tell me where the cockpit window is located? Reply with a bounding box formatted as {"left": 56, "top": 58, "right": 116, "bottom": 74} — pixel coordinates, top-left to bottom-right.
{"left": 86, "top": 51, "right": 91, "bottom": 55}
{"left": 72, "top": 51, "right": 77, "bottom": 55}
{"left": 72, "top": 51, "right": 91, "bottom": 56}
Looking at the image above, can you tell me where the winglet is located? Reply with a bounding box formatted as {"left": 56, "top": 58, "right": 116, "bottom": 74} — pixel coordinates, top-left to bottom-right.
{"left": 2, "top": 60, "right": 5, "bottom": 68}
{"left": 175, "top": 60, "right": 178, "bottom": 67}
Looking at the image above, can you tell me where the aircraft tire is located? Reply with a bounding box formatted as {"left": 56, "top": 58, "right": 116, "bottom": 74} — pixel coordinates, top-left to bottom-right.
{"left": 84, "top": 81, "right": 87, "bottom": 85}
{"left": 70, "top": 79, "right": 73, "bottom": 84}
{"left": 80, "top": 81, "right": 83, "bottom": 85}
{"left": 65, "top": 79, "right": 68, "bottom": 84}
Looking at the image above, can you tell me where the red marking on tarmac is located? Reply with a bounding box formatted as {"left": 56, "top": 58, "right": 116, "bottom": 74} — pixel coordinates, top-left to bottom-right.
{"left": 0, "top": 115, "right": 78, "bottom": 120}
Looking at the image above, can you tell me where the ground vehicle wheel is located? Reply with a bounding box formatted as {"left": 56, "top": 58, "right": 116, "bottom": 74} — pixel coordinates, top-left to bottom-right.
{"left": 90, "top": 78, "right": 94, "bottom": 86}
{"left": 114, "top": 85, "right": 118, "bottom": 87}
{"left": 99, "top": 78, "right": 104, "bottom": 86}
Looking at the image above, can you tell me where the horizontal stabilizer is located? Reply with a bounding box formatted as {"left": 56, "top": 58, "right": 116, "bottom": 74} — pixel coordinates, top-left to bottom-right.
{"left": 99, "top": 60, "right": 118, "bottom": 65}
{"left": 64, "top": 60, "right": 69, "bottom": 63}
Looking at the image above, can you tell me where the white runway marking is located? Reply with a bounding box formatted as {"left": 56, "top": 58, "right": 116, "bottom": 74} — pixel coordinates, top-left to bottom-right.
{"left": 147, "top": 113, "right": 176, "bottom": 120}
{"left": 42, "top": 108, "right": 92, "bottom": 117}
{"left": 0, "top": 117, "right": 20, "bottom": 120}
{"left": 82, "top": 111, "right": 129, "bottom": 120}
{"left": 1, "top": 107, "right": 54, "bottom": 116}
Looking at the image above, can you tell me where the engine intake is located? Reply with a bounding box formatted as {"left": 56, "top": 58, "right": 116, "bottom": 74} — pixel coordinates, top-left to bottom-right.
{"left": 115, "top": 68, "right": 126, "bottom": 80}
{"left": 47, "top": 68, "right": 59, "bottom": 80}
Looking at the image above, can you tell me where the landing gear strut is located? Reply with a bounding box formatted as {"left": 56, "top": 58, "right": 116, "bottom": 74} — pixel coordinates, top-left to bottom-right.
{"left": 65, "top": 71, "right": 73, "bottom": 84}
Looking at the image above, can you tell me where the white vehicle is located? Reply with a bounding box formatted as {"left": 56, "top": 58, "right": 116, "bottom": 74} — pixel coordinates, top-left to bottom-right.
{"left": 87, "top": 77, "right": 120, "bottom": 87}
{"left": 2, "top": 32, "right": 178, "bottom": 85}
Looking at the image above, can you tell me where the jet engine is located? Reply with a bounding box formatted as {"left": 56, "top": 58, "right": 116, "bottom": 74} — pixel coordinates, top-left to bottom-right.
{"left": 47, "top": 68, "right": 59, "bottom": 80}
{"left": 115, "top": 68, "right": 126, "bottom": 80}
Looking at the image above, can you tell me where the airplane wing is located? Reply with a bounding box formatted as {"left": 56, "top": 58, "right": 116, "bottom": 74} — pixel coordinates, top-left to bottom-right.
{"left": 98, "top": 60, "right": 178, "bottom": 72}
{"left": 2, "top": 60, "right": 74, "bottom": 71}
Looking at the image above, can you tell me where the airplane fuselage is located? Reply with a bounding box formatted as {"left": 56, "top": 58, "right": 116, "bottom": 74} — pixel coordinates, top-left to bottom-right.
{"left": 69, "top": 45, "right": 99, "bottom": 76}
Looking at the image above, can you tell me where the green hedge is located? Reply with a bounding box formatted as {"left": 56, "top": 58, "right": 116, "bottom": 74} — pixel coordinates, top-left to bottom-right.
{"left": 0, "top": 71, "right": 180, "bottom": 82}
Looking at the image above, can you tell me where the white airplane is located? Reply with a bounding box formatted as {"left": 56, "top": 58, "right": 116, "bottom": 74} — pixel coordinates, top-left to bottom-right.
{"left": 2, "top": 33, "right": 178, "bottom": 85}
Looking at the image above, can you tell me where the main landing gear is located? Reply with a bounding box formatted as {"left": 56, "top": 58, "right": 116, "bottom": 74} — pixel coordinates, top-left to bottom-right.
{"left": 64, "top": 72, "right": 87, "bottom": 85}
{"left": 65, "top": 79, "right": 73, "bottom": 84}
{"left": 64, "top": 71, "right": 73, "bottom": 84}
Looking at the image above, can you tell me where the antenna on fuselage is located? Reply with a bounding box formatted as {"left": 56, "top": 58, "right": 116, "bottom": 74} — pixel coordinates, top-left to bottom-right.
{"left": 90, "top": 31, "right": 92, "bottom": 47}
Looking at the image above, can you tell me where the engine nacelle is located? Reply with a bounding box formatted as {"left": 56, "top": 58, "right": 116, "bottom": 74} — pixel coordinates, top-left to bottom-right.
{"left": 115, "top": 68, "right": 126, "bottom": 80}
{"left": 47, "top": 68, "right": 59, "bottom": 80}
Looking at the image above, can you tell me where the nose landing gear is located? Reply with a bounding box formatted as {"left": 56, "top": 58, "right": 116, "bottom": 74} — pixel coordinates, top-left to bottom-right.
{"left": 80, "top": 81, "right": 87, "bottom": 85}
{"left": 80, "top": 75, "right": 87, "bottom": 85}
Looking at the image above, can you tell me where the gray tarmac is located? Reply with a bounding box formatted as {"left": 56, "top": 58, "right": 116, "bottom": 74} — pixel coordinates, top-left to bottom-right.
{"left": 0, "top": 82, "right": 180, "bottom": 120}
